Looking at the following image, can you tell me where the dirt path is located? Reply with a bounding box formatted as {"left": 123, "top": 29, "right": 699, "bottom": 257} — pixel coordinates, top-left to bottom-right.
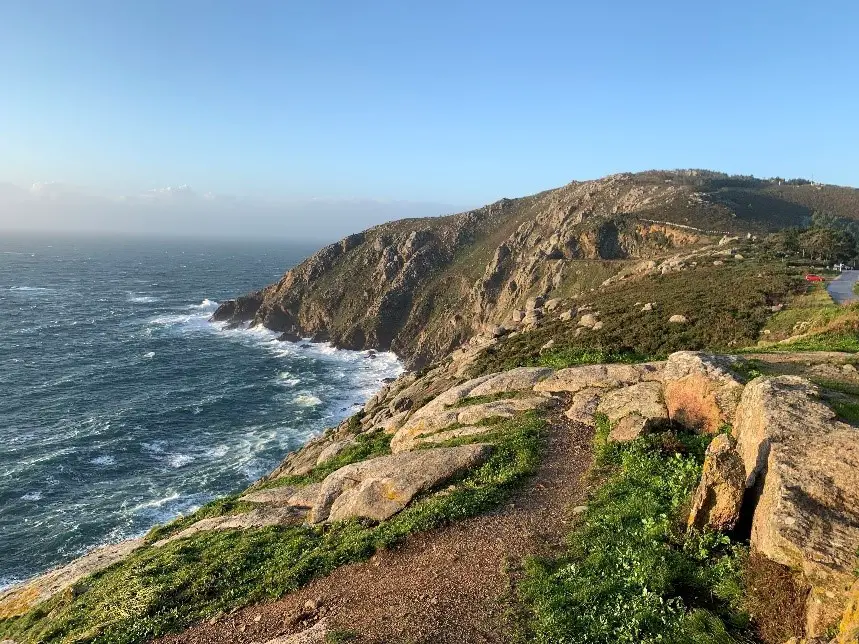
{"left": 159, "top": 410, "right": 593, "bottom": 644}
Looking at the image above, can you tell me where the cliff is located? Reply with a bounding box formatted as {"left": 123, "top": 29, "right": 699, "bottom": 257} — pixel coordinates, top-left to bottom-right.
{"left": 212, "top": 170, "right": 859, "bottom": 367}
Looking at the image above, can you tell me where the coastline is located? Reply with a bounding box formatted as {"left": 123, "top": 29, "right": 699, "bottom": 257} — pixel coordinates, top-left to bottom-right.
{"left": 0, "top": 321, "right": 404, "bottom": 595}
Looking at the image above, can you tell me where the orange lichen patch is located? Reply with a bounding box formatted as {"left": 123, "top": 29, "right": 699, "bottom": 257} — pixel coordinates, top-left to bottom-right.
{"left": 664, "top": 374, "right": 726, "bottom": 434}
{"left": 0, "top": 583, "right": 43, "bottom": 619}
{"left": 838, "top": 579, "right": 859, "bottom": 644}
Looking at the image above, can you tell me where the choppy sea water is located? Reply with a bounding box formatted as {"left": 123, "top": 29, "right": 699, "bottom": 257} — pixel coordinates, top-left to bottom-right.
{"left": 0, "top": 233, "right": 402, "bottom": 588}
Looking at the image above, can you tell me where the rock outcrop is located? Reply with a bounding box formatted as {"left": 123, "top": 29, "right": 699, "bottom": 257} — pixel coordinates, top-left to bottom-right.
{"left": 733, "top": 376, "right": 859, "bottom": 636}
{"left": 212, "top": 170, "right": 841, "bottom": 368}
{"left": 838, "top": 580, "right": 859, "bottom": 644}
{"left": 687, "top": 434, "right": 745, "bottom": 531}
{"left": 596, "top": 381, "right": 670, "bottom": 441}
{"left": 534, "top": 362, "right": 662, "bottom": 394}
{"left": 662, "top": 351, "right": 744, "bottom": 434}
{"left": 306, "top": 444, "right": 492, "bottom": 524}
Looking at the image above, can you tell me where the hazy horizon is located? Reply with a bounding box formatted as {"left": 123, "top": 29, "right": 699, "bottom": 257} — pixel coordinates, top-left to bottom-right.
{"left": 2, "top": 1, "right": 857, "bottom": 238}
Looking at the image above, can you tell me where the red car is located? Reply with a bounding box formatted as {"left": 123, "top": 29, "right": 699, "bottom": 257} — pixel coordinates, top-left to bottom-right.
{"left": 805, "top": 274, "right": 825, "bottom": 282}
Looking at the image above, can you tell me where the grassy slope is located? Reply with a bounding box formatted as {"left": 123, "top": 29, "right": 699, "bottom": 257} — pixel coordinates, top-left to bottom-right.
{"left": 754, "top": 286, "right": 859, "bottom": 353}
{"left": 471, "top": 255, "right": 805, "bottom": 375}
{"left": 0, "top": 415, "right": 544, "bottom": 644}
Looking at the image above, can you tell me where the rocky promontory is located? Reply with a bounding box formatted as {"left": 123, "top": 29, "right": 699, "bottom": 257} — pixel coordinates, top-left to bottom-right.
{"left": 212, "top": 171, "right": 859, "bottom": 368}
{"left": 4, "top": 170, "right": 859, "bottom": 644}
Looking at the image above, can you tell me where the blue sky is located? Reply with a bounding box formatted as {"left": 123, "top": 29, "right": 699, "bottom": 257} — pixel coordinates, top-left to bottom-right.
{"left": 0, "top": 0, "right": 857, "bottom": 236}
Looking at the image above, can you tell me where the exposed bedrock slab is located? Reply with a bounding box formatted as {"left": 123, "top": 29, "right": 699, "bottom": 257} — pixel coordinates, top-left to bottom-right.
{"left": 534, "top": 362, "right": 663, "bottom": 394}
{"left": 391, "top": 395, "right": 549, "bottom": 452}
{"left": 307, "top": 444, "right": 492, "bottom": 524}
{"left": 597, "top": 380, "right": 670, "bottom": 442}
{"left": 241, "top": 483, "right": 322, "bottom": 509}
{"left": 466, "top": 367, "right": 553, "bottom": 397}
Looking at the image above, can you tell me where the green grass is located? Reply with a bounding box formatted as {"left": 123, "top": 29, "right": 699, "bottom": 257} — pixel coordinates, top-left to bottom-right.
{"left": 830, "top": 399, "right": 859, "bottom": 425}
{"left": 536, "top": 346, "right": 652, "bottom": 370}
{"left": 0, "top": 414, "right": 545, "bottom": 644}
{"left": 749, "top": 329, "right": 859, "bottom": 354}
{"left": 814, "top": 379, "right": 859, "bottom": 425}
{"left": 518, "top": 416, "right": 753, "bottom": 644}
{"left": 453, "top": 390, "right": 520, "bottom": 407}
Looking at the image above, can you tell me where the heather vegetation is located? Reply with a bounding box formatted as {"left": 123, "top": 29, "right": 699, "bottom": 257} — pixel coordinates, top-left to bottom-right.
{"left": 471, "top": 258, "right": 803, "bottom": 375}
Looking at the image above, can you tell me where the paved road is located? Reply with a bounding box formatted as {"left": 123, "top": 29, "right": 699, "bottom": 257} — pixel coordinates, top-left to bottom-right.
{"left": 827, "top": 270, "right": 859, "bottom": 305}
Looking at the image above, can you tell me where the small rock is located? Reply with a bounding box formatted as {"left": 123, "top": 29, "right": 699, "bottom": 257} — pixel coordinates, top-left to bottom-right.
{"left": 511, "top": 309, "right": 525, "bottom": 323}
{"left": 254, "top": 614, "right": 262, "bottom": 623}
{"left": 640, "top": 302, "right": 656, "bottom": 312}
{"left": 668, "top": 314, "right": 688, "bottom": 324}
{"left": 303, "top": 598, "right": 322, "bottom": 612}
{"left": 592, "top": 320, "right": 604, "bottom": 331}
{"left": 559, "top": 309, "right": 575, "bottom": 322}
{"left": 687, "top": 434, "right": 745, "bottom": 531}
{"left": 571, "top": 505, "right": 588, "bottom": 515}
{"left": 713, "top": 260, "right": 724, "bottom": 266}
{"left": 578, "top": 313, "right": 599, "bottom": 328}
{"left": 526, "top": 295, "right": 545, "bottom": 311}
{"left": 540, "top": 339, "right": 555, "bottom": 352}
{"left": 544, "top": 298, "right": 563, "bottom": 312}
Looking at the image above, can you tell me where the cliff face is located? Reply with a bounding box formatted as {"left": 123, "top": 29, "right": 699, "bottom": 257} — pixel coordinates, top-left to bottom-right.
{"left": 212, "top": 170, "right": 859, "bottom": 367}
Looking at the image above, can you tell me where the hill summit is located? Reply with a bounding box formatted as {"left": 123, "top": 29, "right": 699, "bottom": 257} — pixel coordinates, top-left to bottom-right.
{"left": 213, "top": 169, "right": 859, "bottom": 366}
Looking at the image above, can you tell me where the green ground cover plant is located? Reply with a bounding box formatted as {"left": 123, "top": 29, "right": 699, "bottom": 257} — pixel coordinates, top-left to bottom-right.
{"left": 519, "top": 416, "right": 753, "bottom": 644}
{"left": 0, "top": 414, "right": 545, "bottom": 644}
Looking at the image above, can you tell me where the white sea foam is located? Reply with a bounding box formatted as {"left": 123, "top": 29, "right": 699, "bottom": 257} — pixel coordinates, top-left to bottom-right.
{"left": 190, "top": 298, "right": 219, "bottom": 310}
{"left": 21, "top": 491, "right": 43, "bottom": 501}
{"left": 9, "top": 286, "right": 51, "bottom": 292}
{"left": 130, "top": 492, "right": 181, "bottom": 512}
{"left": 293, "top": 393, "right": 322, "bottom": 406}
{"left": 141, "top": 440, "right": 166, "bottom": 454}
{"left": 205, "top": 444, "right": 230, "bottom": 459}
{"left": 90, "top": 455, "right": 116, "bottom": 466}
{"left": 167, "top": 454, "right": 195, "bottom": 468}
{"left": 128, "top": 294, "right": 159, "bottom": 303}
{"left": 278, "top": 372, "right": 301, "bottom": 387}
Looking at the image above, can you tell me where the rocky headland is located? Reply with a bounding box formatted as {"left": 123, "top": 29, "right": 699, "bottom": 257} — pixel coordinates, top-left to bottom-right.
{"left": 3, "top": 170, "right": 859, "bottom": 644}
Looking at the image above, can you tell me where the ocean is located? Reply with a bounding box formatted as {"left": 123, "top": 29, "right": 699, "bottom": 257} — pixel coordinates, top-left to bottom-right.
{"left": 0, "top": 233, "right": 402, "bottom": 588}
